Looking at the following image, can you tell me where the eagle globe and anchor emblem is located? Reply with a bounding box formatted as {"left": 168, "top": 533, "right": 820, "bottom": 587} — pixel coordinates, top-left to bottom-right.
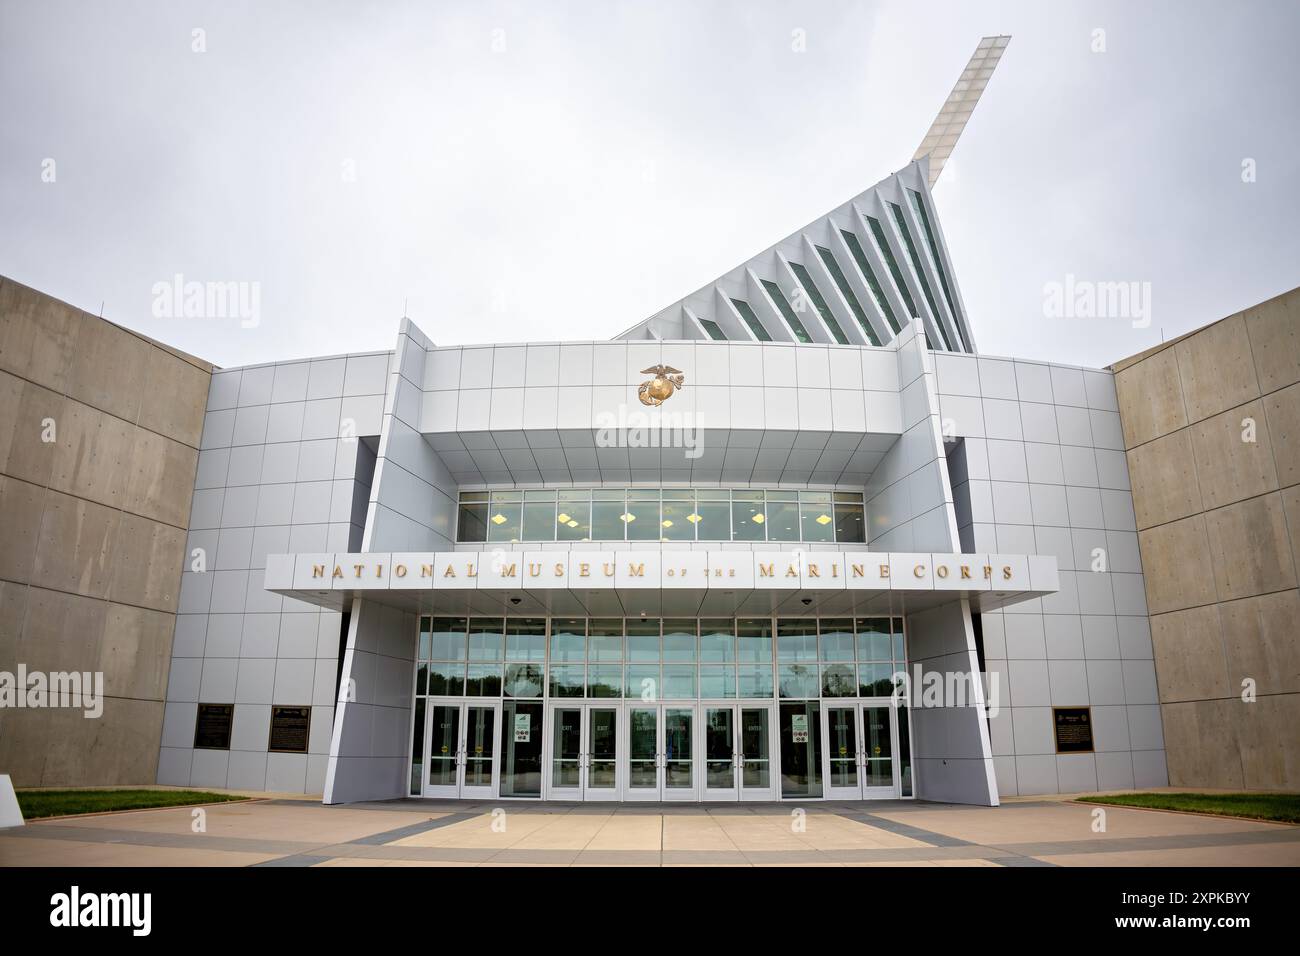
{"left": 637, "top": 365, "right": 686, "bottom": 406}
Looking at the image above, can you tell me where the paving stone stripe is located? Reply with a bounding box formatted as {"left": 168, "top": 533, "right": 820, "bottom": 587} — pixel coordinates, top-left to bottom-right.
{"left": 346, "top": 811, "right": 480, "bottom": 845}
{"left": 842, "top": 810, "right": 975, "bottom": 847}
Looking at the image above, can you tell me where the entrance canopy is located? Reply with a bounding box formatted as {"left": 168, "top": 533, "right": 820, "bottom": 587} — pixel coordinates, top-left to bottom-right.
{"left": 265, "top": 549, "right": 1058, "bottom": 617}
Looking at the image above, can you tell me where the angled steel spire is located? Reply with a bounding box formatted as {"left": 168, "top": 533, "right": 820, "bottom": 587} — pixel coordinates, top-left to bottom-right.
{"left": 913, "top": 35, "right": 1010, "bottom": 186}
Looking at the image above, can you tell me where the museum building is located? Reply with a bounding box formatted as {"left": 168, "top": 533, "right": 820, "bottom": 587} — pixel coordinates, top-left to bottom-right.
{"left": 2, "top": 37, "right": 1297, "bottom": 805}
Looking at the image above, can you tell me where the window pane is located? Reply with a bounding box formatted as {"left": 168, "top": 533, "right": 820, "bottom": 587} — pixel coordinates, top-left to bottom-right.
{"left": 737, "top": 618, "right": 773, "bottom": 662}
{"left": 626, "top": 619, "right": 660, "bottom": 661}
{"left": 821, "top": 664, "right": 856, "bottom": 698}
{"left": 591, "top": 498, "right": 626, "bottom": 541}
{"left": 486, "top": 493, "right": 521, "bottom": 542}
{"left": 624, "top": 494, "right": 660, "bottom": 541}
{"left": 521, "top": 494, "right": 556, "bottom": 541}
{"left": 505, "top": 618, "right": 546, "bottom": 661}
{"left": 730, "top": 298, "right": 772, "bottom": 341}
{"left": 856, "top": 618, "right": 892, "bottom": 661}
{"left": 457, "top": 500, "right": 488, "bottom": 542}
{"left": 468, "top": 618, "right": 504, "bottom": 661}
{"left": 662, "top": 620, "right": 697, "bottom": 662}
{"left": 800, "top": 492, "right": 835, "bottom": 543}
{"left": 699, "top": 665, "right": 736, "bottom": 699}
{"left": 858, "top": 663, "right": 895, "bottom": 698}
{"left": 788, "top": 261, "right": 850, "bottom": 345}
{"left": 819, "top": 619, "right": 856, "bottom": 661}
{"left": 699, "top": 620, "right": 735, "bottom": 662}
{"left": 588, "top": 619, "right": 623, "bottom": 661}
{"left": 556, "top": 492, "right": 591, "bottom": 542}
{"left": 815, "top": 243, "right": 880, "bottom": 345}
{"left": 779, "top": 664, "right": 819, "bottom": 698}
{"left": 693, "top": 498, "right": 730, "bottom": 540}
{"left": 661, "top": 665, "right": 697, "bottom": 699}
{"left": 840, "top": 229, "right": 900, "bottom": 335}
{"left": 834, "top": 497, "right": 865, "bottom": 543}
{"left": 761, "top": 279, "right": 813, "bottom": 343}
{"left": 587, "top": 664, "right": 623, "bottom": 698}
{"left": 699, "top": 317, "right": 727, "bottom": 340}
{"left": 549, "top": 665, "right": 585, "bottom": 698}
{"left": 659, "top": 492, "right": 696, "bottom": 541}
{"left": 766, "top": 497, "right": 800, "bottom": 542}
{"left": 731, "top": 492, "right": 766, "bottom": 541}
{"left": 465, "top": 664, "right": 502, "bottom": 697}
{"left": 429, "top": 617, "right": 467, "bottom": 661}
{"left": 428, "top": 662, "right": 465, "bottom": 696}
{"left": 504, "top": 663, "right": 544, "bottom": 698}
{"left": 738, "top": 664, "right": 774, "bottom": 698}
{"left": 549, "top": 619, "right": 585, "bottom": 663}
{"left": 626, "top": 664, "right": 660, "bottom": 701}
{"left": 777, "top": 620, "right": 817, "bottom": 662}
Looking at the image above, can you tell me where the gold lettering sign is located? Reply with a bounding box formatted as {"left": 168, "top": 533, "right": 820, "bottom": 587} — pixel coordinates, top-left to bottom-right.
{"left": 1003, "top": 565, "right": 1012, "bottom": 580}
{"left": 421, "top": 564, "right": 433, "bottom": 578}
{"left": 879, "top": 564, "right": 890, "bottom": 578}
{"left": 851, "top": 563, "right": 865, "bottom": 578}
{"left": 913, "top": 564, "right": 926, "bottom": 578}
{"left": 466, "top": 563, "right": 477, "bottom": 578}
{"left": 332, "top": 565, "right": 344, "bottom": 579}
{"left": 554, "top": 563, "right": 564, "bottom": 576}
{"left": 353, "top": 564, "right": 364, "bottom": 578}
{"left": 785, "top": 565, "right": 798, "bottom": 578}
{"left": 500, "top": 563, "right": 516, "bottom": 577}
{"left": 758, "top": 563, "right": 775, "bottom": 577}
{"left": 960, "top": 565, "right": 971, "bottom": 579}
{"left": 528, "top": 563, "right": 541, "bottom": 577}
{"left": 983, "top": 565, "right": 993, "bottom": 579}
{"left": 312, "top": 564, "right": 325, "bottom": 578}
{"left": 444, "top": 565, "right": 456, "bottom": 578}
{"left": 602, "top": 563, "right": 615, "bottom": 577}
{"left": 936, "top": 565, "right": 948, "bottom": 579}
{"left": 807, "top": 564, "right": 820, "bottom": 578}
{"left": 579, "top": 563, "right": 590, "bottom": 577}
{"left": 627, "top": 563, "right": 645, "bottom": 577}
{"left": 395, "top": 564, "right": 407, "bottom": 578}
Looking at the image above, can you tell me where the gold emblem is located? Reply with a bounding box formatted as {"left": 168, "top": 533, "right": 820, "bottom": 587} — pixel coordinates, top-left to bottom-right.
{"left": 637, "top": 365, "right": 685, "bottom": 406}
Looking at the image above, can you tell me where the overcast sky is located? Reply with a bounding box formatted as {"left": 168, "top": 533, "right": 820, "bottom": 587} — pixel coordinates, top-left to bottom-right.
{"left": 2, "top": 0, "right": 1297, "bottom": 371}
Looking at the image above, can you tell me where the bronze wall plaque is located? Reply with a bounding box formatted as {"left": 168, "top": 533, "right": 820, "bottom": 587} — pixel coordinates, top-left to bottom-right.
{"left": 269, "top": 705, "right": 312, "bottom": 754}
{"left": 194, "top": 703, "right": 234, "bottom": 750}
{"left": 1053, "top": 707, "right": 1094, "bottom": 753}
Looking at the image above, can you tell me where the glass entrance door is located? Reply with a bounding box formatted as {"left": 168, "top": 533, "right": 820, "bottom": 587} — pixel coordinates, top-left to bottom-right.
{"left": 701, "top": 703, "right": 776, "bottom": 801}
{"left": 624, "top": 704, "right": 697, "bottom": 801}
{"left": 821, "top": 701, "right": 899, "bottom": 799}
{"left": 424, "top": 699, "right": 501, "bottom": 799}
{"left": 546, "top": 704, "right": 620, "bottom": 800}
{"left": 779, "top": 701, "right": 823, "bottom": 799}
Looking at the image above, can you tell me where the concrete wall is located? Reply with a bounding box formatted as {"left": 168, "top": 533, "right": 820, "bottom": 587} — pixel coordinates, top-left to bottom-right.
{"left": 1112, "top": 286, "right": 1300, "bottom": 791}
{"left": 0, "top": 276, "right": 211, "bottom": 786}
{"left": 935, "top": 348, "right": 1166, "bottom": 795}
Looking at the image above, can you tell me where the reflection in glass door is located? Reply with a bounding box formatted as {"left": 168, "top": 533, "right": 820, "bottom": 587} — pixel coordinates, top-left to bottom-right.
{"left": 701, "top": 703, "right": 775, "bottom": 801}
{"left": 424, "top": 700, "right": 500, "bottom": 799}
{"left": 824, "top": 705, "right": 859, "bottom": 799}
{"left": 625, "top": 705, "right": 696, "bottom": 800}
{"left": 779, "top": 701, "right": 822, "bottom": 798}
{"left": 821, "top": 702, "right": 899, "bottom": 799}
{"left": 546, "top": 704, "right": 620, "bottom": 800}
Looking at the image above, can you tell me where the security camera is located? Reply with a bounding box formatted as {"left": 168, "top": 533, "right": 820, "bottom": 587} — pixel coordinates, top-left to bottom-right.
{"left": 801, "top": 597, "right": 812, "bottom": 606}
{"left": 509, "top": 596, "right": 521, "bottom": 605}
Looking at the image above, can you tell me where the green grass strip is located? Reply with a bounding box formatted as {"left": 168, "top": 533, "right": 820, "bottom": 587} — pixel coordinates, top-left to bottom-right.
{"left": 1077, "top": 792, "right": 1300, "bottom": 824}
{"left": 16, "top": 789, "right": 250, "bottom": 820}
